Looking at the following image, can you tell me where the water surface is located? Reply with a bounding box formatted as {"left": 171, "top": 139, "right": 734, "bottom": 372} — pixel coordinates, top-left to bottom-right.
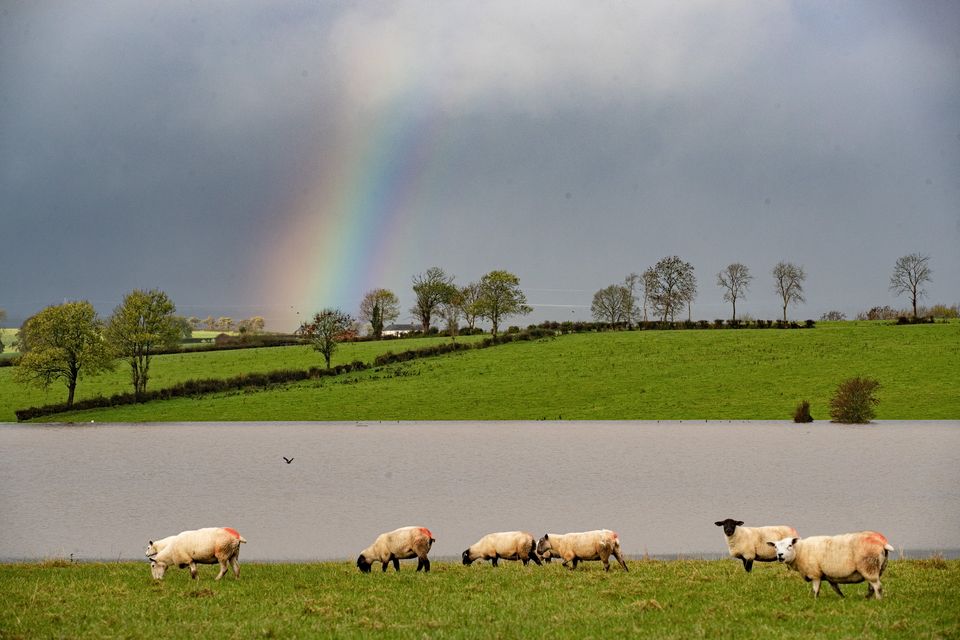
{"left": 1, "top": 421, "right": 957, "bottom": 562}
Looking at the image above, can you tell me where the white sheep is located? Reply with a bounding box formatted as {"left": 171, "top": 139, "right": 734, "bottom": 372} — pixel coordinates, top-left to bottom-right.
{"left": 356, "top": 526, "right": 435, "bottom": 573}
{"left": 462, "top": 531, "right": 542, "bottom": 566}
{"left": 536, "top": 530, "right": 628, "bottom": 571}
{"left": 714, "top": 518, "right": 798, "bottom": 572}
{"left": 768, "top": 532, "right": 895, "bottom": 599}
{"left": 145, "top": 527, "right": 247, "bottom": 580}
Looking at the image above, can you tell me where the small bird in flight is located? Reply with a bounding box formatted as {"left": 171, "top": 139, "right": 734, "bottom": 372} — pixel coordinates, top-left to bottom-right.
{"left": 282, "top": 456, "right": 294, "bottom": 464}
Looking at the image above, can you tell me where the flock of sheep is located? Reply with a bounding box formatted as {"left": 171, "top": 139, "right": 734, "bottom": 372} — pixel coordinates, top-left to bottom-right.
{"left": 145, "top": 519, "right": 895, "bottom": 599}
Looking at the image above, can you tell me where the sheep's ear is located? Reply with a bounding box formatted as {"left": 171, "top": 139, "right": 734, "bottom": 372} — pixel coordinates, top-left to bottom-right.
{"left": 791, "top": 537, "right": 799, "bottom": 545}
{"left": 766, "top": 541, "right": 776, "bottom": 547}
{"left": 148, "top": 540, "right": 153, "bottom": 545}
{"left": 714, "top": 521, "right": 723, "bottom": 527}
{"left": 543, "top": 534, "right": 549, "bottom": 540}
{"left": 736, "top": 521, "right": 744, "bottom": 526}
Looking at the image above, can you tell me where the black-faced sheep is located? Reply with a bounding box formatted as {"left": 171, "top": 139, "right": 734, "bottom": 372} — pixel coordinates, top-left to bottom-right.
{"left": 462, "top": 531, "right": 542, "bottom": 566}
{"left": 768, "top": 531, "right": 894, "bottom": 599}
{"left": 536, "top": 530, "right": 628, "bottom": 572}
{"left": 356, "top": 526, "right": 435, "bottom": 573}
{"left": 145, "top": 527, "right": 246, "bottom": 580}
{"left": 714, "top": 518, "right": 798, "bottom": 572}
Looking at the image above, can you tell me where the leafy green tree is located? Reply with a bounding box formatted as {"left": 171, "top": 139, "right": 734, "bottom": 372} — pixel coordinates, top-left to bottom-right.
{"left": 411, "top": 267, "right": 456, "bottom": 333}
{"left": 477, "top": 270, "right": 532, "bottom": 337}
{"left": 14, "top": 301, "right": 113, "bottom": 407}
{"left": 458, "top": 282, "right": 484, "bottom": 331}
{"left": 237, "top": 316, "right": 266, "bottom": 335}
{"left": 106, "top": 289, "right": 181, "bottom": 398}
{"left": 773, "top": 261, "right": 806, "bottom": 322}
{"left": 301, "top": 308, "right": 354, "bottom": 368}
{"left": 890, "top": 253, "right": 932, "bottom": 319}
{"left": 359, "top": 289, "right": 400, "bottom": 339}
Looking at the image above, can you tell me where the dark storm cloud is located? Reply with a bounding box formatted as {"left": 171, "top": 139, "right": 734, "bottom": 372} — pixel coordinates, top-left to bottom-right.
{"left": 1, "top": 0, "right": 957, "bottom": 326}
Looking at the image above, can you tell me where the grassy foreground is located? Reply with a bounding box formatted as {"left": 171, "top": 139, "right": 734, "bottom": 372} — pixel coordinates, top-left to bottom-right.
{"left": 32, "top": 321, "right": 960, "bottom": 422}
{"left": 0, "top": 559, "right": 957, "bottom": 638}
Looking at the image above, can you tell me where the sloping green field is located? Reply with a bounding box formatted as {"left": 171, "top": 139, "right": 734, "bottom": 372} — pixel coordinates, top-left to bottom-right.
{"left": 0, "top": 559, "right": 957, "bottom": 639}
{"left": 12, "top": 321, "right": 958, "bottom": 422}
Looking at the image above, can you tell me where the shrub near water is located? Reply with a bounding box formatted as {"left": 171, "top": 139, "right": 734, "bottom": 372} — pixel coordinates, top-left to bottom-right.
{"left": 829, "top": 376, "right": 881, "bottom": 423}
{"left": 793, "top": 400, "right": 813, "bottom": 423}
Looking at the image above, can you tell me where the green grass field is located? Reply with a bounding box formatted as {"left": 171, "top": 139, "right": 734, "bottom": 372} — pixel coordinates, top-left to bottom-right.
{"left": 0, "top": 559, "right": 956, "bottom": 638}
{"left": 20, "top": 321, "right": 960, "bottom": 422}
{"left": 0, "top": 335, "right": 484, "bottom": 422}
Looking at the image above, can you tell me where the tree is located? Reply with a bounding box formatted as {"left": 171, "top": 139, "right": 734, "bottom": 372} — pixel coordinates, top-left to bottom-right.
{"left": 716, "top": 263, "right": 752, "bottom": 321}
{"left": 645, "top": 256, "right": 696, "bottom": 322}
{"left": 14, "top": 301, "right": 113, "bottom": 407}
{"left": 237, "top": 316, "right": 266, "bottom": 335}
{"left": 439, "top": 287, "right": 465, "bottom": 338}
{"left": 458, "top": 282, "right": 484, "bottom": 331}
{"left": 622, "top": 273, "right": 641, "bottom": 326}
{"left": 889, "top": 253, "right": 932, "bottom": 319}
{"left": 829, "top": 377, "right": 880, "bottom": 424}
{"left": 591, "top": 284, "right": 631, "bottom": 324}
{"left": 476, "top": 270, "right": 532, "bottom": 337}
{"left": 105, "top": 289, "right": 181, "bottom": 398}
{"left": 215, "top": 317, "right": 234, "bottom": 332}
{"left": 0, "top": 308, "right": 6, "bottom": 353}
{"left": 203, "top": 315, "right": 216, "bottom": 331}
{"left": 358, "top": 289, "right": 400, "bottom": 339}
{"left": 411, "top": 267, "right": 456, "bottom": 333}
{"left": 172, "top": 316, "right": 193, "bottom": 339}
{"left": 772, "top": 262, "right": 806, "bottom": 322}
{"left": 301, "top": 308, "right": 354, "bottom": 368}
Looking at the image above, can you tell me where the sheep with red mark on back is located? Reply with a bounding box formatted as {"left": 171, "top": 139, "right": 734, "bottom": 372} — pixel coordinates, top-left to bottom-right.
{"left": 357, "top": 526, "right": 435, "bottom": 573}
{"left": 146, "top": 527, "right": 247, "bottom": 580}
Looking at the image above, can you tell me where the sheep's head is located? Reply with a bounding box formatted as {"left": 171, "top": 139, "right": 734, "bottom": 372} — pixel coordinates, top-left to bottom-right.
{"left": 461, "top": 549, "right": 474, "bottom": 565}
{"left": 536, "top": 535, "right": 553, "bottom": 557}
{"left": 150, "top": 560, "right": 167, "bottom": 580}
{"left": 714, "top": 519, "right": 744, "bottom": 537}
{"left": 145, "top": 540, "right": 159, "bottom": 558}
{"left": 356, "top": 554, "right": 372, "bottom": 573}
{"left": 767, "top": 537, "right": 800, "bottom": 563}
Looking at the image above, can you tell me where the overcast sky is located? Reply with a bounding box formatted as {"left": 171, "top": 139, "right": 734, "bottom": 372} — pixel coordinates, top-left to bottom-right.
{"left": 2, "top": 0, "right": 958, "bottom": 330}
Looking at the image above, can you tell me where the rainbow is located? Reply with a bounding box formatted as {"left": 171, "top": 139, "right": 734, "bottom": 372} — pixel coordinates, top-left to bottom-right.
{"left": 259, "top": 90, "right": 444, "bottom": 331}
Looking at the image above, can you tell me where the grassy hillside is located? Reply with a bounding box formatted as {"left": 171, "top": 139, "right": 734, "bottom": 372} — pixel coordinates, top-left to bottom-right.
{"left": 0, "top": 559, "right": 957, "bottom": 638}
{"left": 21, "top": 321, "right": 960, "bottom": 422}
{"left": 0, "top": 335, "right": 483, "bottom": 422}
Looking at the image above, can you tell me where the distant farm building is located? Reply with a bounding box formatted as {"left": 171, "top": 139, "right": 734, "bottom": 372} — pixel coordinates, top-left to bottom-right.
{"left": 382, "top": 324, "right": 420, "bottom": 337}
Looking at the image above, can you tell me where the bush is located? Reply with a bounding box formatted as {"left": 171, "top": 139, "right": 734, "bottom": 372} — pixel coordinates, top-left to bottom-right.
{"left": 793, "top": 400, "right": 813, "bottom": 423}
{"left": 829, "top": 377, "right": 880, "bottom": 424}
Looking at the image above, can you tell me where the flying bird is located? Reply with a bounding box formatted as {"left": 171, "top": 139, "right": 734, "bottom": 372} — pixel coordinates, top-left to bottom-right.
{"left": 282, "top": 457, "right": 294, "bottom": 464}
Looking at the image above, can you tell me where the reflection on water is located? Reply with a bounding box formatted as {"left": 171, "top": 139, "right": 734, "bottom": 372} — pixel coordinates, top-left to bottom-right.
{"left": 0, "top": 421, "right": 957, "bottom": 561}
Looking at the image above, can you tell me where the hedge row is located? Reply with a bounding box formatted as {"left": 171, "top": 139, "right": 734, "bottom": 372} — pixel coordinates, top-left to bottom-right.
{"left": 15, "top": 328, "right": 556, "bottom": 422}
{"left": 528, "top": 319, "right": 816, "bottom": 333}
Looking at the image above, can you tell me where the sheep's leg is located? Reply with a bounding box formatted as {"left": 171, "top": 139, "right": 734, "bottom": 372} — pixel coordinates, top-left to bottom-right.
{"left": 828, "top": 582, "right": 844, "bottom": 598}
{"left": 416, "top": 556, "right": 430, "bottom": 572}
{"left": 742, "top": 558, "right": 753, "bottom": 572}
{"left": 530, "top": 553, "right": 542, "bottom": 566}
{"left": 613, "top": 549, "right": 629, "bottom": 572}
{"left": 570, "top": 557, "right": 579, "bottom": 570}
{"left": 230, "top": 556, "right": 240, "bottom": 578}
{"left": 491, "top": 556, "right": 499, "bottom": 567}
{"left": 381, "top": 560, "right": 389, "bottom": 573}
{"left": 215, "top": 559, "right": 229, "bottom": 580}
{"left": 392, "top": 557, "right": 400, "bottom": 572}
{"left": 867, "top": 580, "right": 882, "bottom": 600}
{"left": 189, "top": 562, "right": 198, "bottom": 580}
{"left": 601, "top": 552, "right": 611, "bottom": 572}
{"left": 811, "top": 578, "right": 821, "bottom": 598}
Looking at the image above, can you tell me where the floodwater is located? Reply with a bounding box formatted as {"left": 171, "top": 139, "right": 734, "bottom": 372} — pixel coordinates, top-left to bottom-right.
{"left": 0, "top": 421, "right": 958, "bottom": 562}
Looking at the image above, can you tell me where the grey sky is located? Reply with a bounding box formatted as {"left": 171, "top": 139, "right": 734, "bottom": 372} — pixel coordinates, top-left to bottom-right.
{"left": 2, "top": 0, "right": 958, "bottom": 330}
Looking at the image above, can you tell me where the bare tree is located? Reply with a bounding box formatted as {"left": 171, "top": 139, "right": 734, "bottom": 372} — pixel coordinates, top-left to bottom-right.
{"left": 411, "top": 267, "right": 456, "bottom": 333}
{"left": 591, "top": 284, "right": 631, "bottom": 324}
{"left": 359, "top": 289, "right": 400, "bottom": 339}
{"left": 622, "top": 273, "right": 641, "bottom": 326}
{"left": 645, "top": 256, "right": 696, "bottom": 322}
{"left": 889, "top": 253, "right": 932, "bottom": 319}
{"left": 716, "top": 263, "right": 752, "bottom": 321}
{"left": 773, "top": 262, "right": 806, "bottom": 321}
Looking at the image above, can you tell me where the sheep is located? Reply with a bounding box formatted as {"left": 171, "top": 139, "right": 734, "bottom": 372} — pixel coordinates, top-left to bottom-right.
{"left": 357, "top": 526, "right": 435, "bottom": 573}
{"left": 145, "top": 527, "right": 247, "bottom": 580}
{"left": 714, "top": 518, "right": 798, "bottom": 572}
{"left": 768, "top": 532, "right": 894, "bottom": 599}
{"left": 462, "top": 531, "right": 542, "bottom": 567}
{"left": 536, "top": 530, "right": 628, "bottom": 571}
